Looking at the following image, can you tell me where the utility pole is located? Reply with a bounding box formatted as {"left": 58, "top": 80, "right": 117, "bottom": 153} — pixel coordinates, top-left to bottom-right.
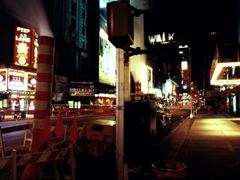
{"left": 189, "top": 46, "right": 194, "bottom": 119}
{"left": 115, "top": 48, "right": 128, "bottom": 180}
{"left": 107, "top": 1, "right": 149, "bottom": 179}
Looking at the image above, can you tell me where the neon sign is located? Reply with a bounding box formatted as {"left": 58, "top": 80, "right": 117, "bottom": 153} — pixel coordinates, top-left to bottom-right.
{"left": 8, "top": 69, "right": 26, "bottom": 91}
{"left": 13, "top": 26, "right": 39, "bottom": 69}
{"left": 210, "top": 62, "right": 240, "bottom": 86}
{"left": 148, "top": 32, "right": 175, "bottom": 45}
{"left": 0, "top": 70, "right": 7, "bottom": 91}
{"left": 14, "top": 27, "right": 31, "bottom": 67}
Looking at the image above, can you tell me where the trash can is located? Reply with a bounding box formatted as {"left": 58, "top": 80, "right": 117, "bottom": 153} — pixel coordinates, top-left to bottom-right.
{"left": 151, "top": 160, "right": 187, "bottom": 179}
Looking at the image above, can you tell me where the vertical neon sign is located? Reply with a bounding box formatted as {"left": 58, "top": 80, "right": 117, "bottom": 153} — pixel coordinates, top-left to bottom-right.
{"left": 14, "top": 26, "right": 39, "bottom": 69}
{"left": 14, "top": 27, "right": 32, "bottom": 67}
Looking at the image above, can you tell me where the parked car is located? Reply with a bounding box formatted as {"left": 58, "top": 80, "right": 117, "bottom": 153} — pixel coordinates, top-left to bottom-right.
{"left": 156, "top": 107, "right": 173, "bottom": 120}
{"left": 155, "top": 107, "right": 173, "bottom": 139}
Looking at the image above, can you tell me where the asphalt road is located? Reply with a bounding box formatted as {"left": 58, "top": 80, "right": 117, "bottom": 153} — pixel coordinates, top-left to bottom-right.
{"left": 4, "top": 108, "right": 240, "bottom": 179}
{"left": 0, "top": 107, "right": 190, "bottom": 179}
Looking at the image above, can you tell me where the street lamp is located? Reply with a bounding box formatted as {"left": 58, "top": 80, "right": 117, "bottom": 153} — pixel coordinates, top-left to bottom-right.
{"left": 190, "top": 83, "right": 194, "bottom": 119}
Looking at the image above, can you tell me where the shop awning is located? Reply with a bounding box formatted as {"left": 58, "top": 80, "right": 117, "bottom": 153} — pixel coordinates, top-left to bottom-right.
{"left": 210, "top": 44, "right": 240, "bottom": 86}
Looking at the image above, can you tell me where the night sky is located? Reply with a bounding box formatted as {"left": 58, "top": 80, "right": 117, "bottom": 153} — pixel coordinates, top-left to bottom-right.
{"left": 146, "top": 0, "right": 238, "bottom": 90}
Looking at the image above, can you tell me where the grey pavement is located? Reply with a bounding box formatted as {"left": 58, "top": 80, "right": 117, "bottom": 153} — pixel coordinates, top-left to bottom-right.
{"left": 169, "top": 111, "right": 240, "bottom": 179}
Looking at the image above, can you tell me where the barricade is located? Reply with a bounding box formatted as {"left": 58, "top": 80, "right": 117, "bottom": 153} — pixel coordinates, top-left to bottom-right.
{"left": 0, "top": 123, "right": 32, "bottom": 157}
{"left": 0, "top": 145, "right": 75, "bottom": 180}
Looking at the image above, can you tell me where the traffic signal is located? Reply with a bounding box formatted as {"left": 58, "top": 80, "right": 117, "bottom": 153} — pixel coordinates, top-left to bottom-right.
{"left": 107, "top": 1, "right": 134, "bottom": 48}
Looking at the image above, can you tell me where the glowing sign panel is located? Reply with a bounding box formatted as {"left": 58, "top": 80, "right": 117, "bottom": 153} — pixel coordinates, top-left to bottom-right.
{"left": 8, "top": 69, "right": 26, "bottom": 91}
{"left": 27, "top": 73, "right": 37, "bottom": 90}
{"left": 99, "top": 28, "right": 116, "bottom": 86}
{"left": 14, "top": 27, "right": 31, "bottom": 67}
{"left": 0, "top": 70, "right": 7, "bottom": 91}
{"left": 14, "top": 26, "right": 38, "bottom": 68}
{"left": 148, "top": 32, "right": 175, "bottom": 45}
{"left": 181, "top": 61, "right": 188, "bottom": 70}
{"left": 210, "top": 62, "right": 240, "bottom": 86}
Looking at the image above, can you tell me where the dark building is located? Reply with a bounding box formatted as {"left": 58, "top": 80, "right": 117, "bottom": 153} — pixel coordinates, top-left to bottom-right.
{"left": 144, "top": 11, "right": 180, "bottom": 89}
{"left": 0, "top": 0, "right": 101, "bottom": 108}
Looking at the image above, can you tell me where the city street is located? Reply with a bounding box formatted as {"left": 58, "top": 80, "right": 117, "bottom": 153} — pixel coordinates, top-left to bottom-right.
{"left": 1, "top": 108, "right": 240, "bottom": 179}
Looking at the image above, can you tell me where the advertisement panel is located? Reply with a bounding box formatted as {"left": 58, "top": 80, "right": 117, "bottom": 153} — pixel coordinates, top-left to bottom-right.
{"left": 14, "top": 27, "right": 32, "bottom": 67}
{"left": 69, "top": 81, "right": 95, "bottom": 97}
{"left": 13, "top": 26, "right": 39, "bottom": 69}
{"left": 8, "top": 69, "right": 26, "bottom": 91}
{"left": 99, "top": 28, "right": 116, "bottom": 86}
{"left": 27, "top": 73, "right": 37, "bottom": 90}
{"left": 0, "top": 69, "right": 7, "bottom": 91}
{"left": 32, "top": 32, "right": 39, "bottom": 69}
{"left": 53, "top": 75, "right": 69, "bottom": 101}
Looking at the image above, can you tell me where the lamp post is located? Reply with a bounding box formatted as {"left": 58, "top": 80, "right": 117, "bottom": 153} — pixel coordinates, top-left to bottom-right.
{"left": 190, "top": 83, "right": 194, "bottom": 119}
{"left": 188, "top": 46, "right": 194, "bottom": 119}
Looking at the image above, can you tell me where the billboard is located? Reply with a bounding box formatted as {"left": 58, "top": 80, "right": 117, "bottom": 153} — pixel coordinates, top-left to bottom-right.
{"left": 69, "top": 81, "right": 95, "bottom": 97}
{"left": 8, "top": 69, "right": 26, "bottom": 91}
{"left": 13, "top": 26, "right": 38, "bottom": 69}
{"left": 27, "top": 73, "right": 37, "bottom": 90}
{"left": 0, "top": 69, "right": 7, "bottom": 91}
{"left": 99, "top": 28, "right": 116, "bottom": 86}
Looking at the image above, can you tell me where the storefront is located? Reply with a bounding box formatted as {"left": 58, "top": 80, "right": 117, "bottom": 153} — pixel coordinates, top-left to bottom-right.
{"left": 209, "top": 44, "right": 240, "bottom": 115}
{"left": 0, "top": 65, "right": 36, "bottom": 114}
{"left": 0, "top": 26, "right": 38, "bottom": 116}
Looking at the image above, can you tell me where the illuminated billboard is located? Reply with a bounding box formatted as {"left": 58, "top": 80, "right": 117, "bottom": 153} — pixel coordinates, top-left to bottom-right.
{"left": 69, "top": 81, "right": 94, "bottom": 97}
{"left": 99, "top": 28, "right": 116, "bottom": 86}
{"left": 14, "top": 26, "right": 38, "bottom": 69}
{"left": 8, "top": 69, "right": 26, "bottom": 91}
{"left": 27, "top": 73, "right": 37, "bottom": 90}
{"left": 0, "top": 69, "right": 7, "bottom": 91}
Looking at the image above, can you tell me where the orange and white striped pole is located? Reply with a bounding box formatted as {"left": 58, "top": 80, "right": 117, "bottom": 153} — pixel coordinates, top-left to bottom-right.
{"left": 21, "top": 36, "right": 55, "bottom": 180}
{"left": 31, "top": 36, "right": 55, "bottom": 152}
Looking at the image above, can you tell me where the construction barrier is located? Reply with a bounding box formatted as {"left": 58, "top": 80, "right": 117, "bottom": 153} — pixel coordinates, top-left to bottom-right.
{"left": 0, "top": 145, "right": 75, "bottom": 180}
{"left": 0, "top": 123, "right": 32, "bottom": 157}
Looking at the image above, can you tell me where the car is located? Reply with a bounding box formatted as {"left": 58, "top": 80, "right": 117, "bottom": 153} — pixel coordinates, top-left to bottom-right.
{"left": 156, "top": 107, "right": 173, "bottom": 120}
{"left": 155, "top": 107, "right": 173, "bottom": 139}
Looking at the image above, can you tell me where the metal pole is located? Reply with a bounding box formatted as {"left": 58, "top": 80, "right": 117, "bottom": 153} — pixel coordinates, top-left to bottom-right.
{"left": 124, "top": 60, "right": 131, "bottom": 102}
{"left": 116, "top": 48, "right": 125, "bottom": 180}
{"left": 12, "top": 149, "right": 17, "bottom": 180}
{"left": 189, "top": 47, "right": 193, "bottom": 119}
{"left": 115, "top": 1, "right": 130, "bottom": 179}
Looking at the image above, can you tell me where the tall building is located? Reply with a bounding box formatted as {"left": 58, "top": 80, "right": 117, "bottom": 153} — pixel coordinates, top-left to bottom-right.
{"left": 48, "top": 0, "right": 99, "bottom": 106}
{"left": 0, "top": 0, "right": 100, "bottom": 111}
{"left": 208, "top": 0, "right": 240, "bottom": 115}
{"left": 0, "top": 2, "right": 39, "bottom": 113}
{"left": 49, "top": 0, "right": 99, "bottom": 83}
